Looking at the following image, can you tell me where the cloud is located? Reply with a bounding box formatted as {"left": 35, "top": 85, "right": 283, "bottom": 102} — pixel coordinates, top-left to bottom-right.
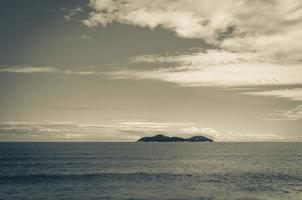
{"left": 244, "top": 88, "right": 302, "bottom": 101}
{"left": 269, "top": 105, "right": 302, "bottom": 121}
{"left": 80, "top": 34, "right": 93, "bottom": 40}
{"left": 48, "top": 106, "right": 106, "bottom": 111}
{"left": 5, "top": 0, "right": 302, "bottom": 88}
{"left": 0, "top": 121, "right": 294, "bottom": 142}
{"left": 119, "top": 121, "right": 194, "bottom": 129}
{"left": 0, "top": 66, "right": 97, "bottom": 75}
{"left": 0, "top": 122, "right": 130, "bottom": 141}
{"left": 64, "top": 7, "right": 83, "bottom": 21}
{"left": 83, "top": 0, "right": 302, "bottom": 88}
{"left": 213, "top": 131, "right": 287, "bottom": 142}
{"left": 107, "top": 49, "right": 302, "bottom": 87}
{"left": 0, "top": 66, "right": 57, "bottom": 73}
{"left": 84, "top": 0, "right": 302, "bottom": 61}
{"left": 63, "top": 69, "right": 96, "bottom": 75}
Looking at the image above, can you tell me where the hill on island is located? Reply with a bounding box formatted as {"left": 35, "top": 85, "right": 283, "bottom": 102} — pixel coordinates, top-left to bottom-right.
{"left": 137, "top": 134, "right": 213, "bottom": 142}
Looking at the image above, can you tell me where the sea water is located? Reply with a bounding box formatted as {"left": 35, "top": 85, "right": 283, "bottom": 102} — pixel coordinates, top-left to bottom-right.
{"left": 0, "top": 142, "right": 301, "bottom": 200}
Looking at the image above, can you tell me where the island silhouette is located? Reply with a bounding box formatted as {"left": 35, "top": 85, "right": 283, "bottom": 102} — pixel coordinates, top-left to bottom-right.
{"left": 137, "top": 134, "right": 213, "bottom": 142}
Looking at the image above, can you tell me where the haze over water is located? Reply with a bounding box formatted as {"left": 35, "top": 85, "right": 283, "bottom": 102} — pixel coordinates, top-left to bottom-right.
{"left": 1, "top": 142, "right": 301, "bottom": 200}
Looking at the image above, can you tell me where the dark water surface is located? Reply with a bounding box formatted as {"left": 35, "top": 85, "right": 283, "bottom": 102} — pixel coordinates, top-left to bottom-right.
{"left": 0, "top": 142, "right": 301, "bottom": 200}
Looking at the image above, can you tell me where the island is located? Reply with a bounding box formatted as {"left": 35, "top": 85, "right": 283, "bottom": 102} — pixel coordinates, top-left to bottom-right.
{"left": 137, "top": 134, "right": 213, "bottom": 142}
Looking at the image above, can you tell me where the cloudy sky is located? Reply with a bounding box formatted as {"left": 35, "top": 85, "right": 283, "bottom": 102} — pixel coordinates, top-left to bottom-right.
{"left": 0, "top": 0, "right": 302, "bottom": 141}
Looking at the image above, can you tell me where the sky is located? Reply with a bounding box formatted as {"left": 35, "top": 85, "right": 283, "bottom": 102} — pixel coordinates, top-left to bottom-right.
{"left": 0, "top": 0, "right": 302, "bottom": 141}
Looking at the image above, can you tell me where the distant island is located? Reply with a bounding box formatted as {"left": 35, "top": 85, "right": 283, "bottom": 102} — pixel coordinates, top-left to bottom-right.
{"left": 137, "top": 134, "right": 213, "bottom": 142}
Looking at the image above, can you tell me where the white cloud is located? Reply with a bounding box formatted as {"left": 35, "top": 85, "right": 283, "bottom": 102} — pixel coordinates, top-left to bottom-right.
{"left": 0, "top": 66, "right": 57, "bottom": 73}
{"left": 63, "top": 69, "right": 96, "bottom": 75}
{"left": 80, "top": 34, "right": 93, "bottom": 40}
{"left": 108, "top": 50, "right": 302, "bottom": 87}
{"left": 269, "top": 105, "right": 302, "bottom": 121}
{"left": 0, "top": 122, "right": 129, "bottom": 141}
{"left": 244, "top": 88, "right": 302, "bottom": 101}
{"left": 119, "top": 121, "right": 194, "bottom": 129}
{"left": 0, "top": 66, "right": 97, "bottom": 75}
{"left": 84, "top": 0, "right": 302, "bottom": 61}
{"left": 84, "top": 0, "right": 302, "bottom": 88}
{"left": 5, "top": 1, "right": 302, "bottom": 88}
{"left": 64, "top": 7, "right": 83, "bottom": 21}
{"left": 213, "top": 131, "right": 286, "bottom": 142}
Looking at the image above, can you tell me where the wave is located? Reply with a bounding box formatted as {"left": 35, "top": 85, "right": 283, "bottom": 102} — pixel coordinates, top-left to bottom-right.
{"left": 1, "top": 171, "right": 301, "bottom": 196}
{"left": 1, "top": 171, "right": 301, "bottom": 183}
{"left": 0, "top": 172, "right": 191, "bottom": 182}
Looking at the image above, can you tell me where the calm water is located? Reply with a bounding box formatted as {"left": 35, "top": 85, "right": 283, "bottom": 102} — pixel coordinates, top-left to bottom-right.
{"left": 0, "top": 142, "right": 301, "bottom": 200}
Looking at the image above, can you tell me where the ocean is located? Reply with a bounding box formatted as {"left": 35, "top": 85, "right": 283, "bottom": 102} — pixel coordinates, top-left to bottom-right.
{"left": 0, "top": 142, "right": 301, "bottom": 200}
